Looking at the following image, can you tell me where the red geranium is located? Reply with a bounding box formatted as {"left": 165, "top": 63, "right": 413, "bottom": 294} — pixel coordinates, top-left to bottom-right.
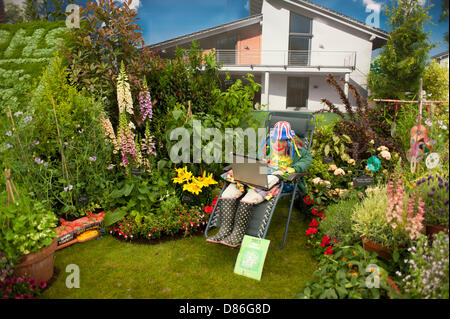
{"left": 305, "top": 227, "right": 318, "bottom": 236}
{"left": 309, "top": 219, "right": 319, "bottom": 228}
{"left": 324, "top": 246, "right": 334, "bottom": 255}
{"left": 204, "top": 206, "right": 213, "bottom": 214}
{"left": 304, "top": 196, "right": 312, "bottom": 205}
{"left": 320, "top": 235, "right": 331, "bottom": 248}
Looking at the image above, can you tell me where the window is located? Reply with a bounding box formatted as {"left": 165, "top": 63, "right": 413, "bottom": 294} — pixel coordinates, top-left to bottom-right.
{"left": 289, "top": 13, "right": 312, "bottom": 66}
{"left": 216, "top": 36, "right": 237, "bottom": 64}
{"left": 286, "top": 77, "right": 309, "bottom": 108}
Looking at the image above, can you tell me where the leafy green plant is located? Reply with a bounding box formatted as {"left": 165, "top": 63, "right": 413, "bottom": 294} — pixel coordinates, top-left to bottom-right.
{"left": 400, "top": 232, "right": 449, "bottom": 299}
{"left": 295, "top": 244, "right": 394, "bottom": 299}
{"left": 107, "top": 204, "right": 211, "bottom": 240}
{"left": 2, "top": 55, "right": 116, "bottom": 218}
{"left": 367, "top": 0, "right": 435, "bottom": 101}
{"left": 64, "top": 0, "right": 154, "bottom": 116}
{"left": 415, "top": 174, "right": 449, "bottom": 228}
{"left": 311, "top": 122, "right": 352, "bottom": 166}
{"left": 0, "top": 190, "right": 57, "bottom": 264}
{"left": 318, "top": 74, "right": 404, "bottom": 163}
{"left": 351, "top": 185, "right": 409, "bottom": 248}
{"left": 321, "top": 198, "right": 360, "bottom": 244}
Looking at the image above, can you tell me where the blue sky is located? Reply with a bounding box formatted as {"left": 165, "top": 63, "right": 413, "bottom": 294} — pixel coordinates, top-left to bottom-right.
{"left": 130, "top": 0, "right": 448, "bottom": 58}
{"left": 12, "top": 0, "right": 446, "bottom": 57}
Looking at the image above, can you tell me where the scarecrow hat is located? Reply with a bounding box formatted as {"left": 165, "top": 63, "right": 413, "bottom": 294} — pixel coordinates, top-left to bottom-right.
{"left": 269, "top": 121, "right": 296, "bottom": 140}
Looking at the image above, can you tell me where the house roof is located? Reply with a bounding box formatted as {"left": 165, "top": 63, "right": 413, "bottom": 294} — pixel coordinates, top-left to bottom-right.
{"left": 431, "top": 51, "right": 449, "bottom": 60}
{"left": 149, "top": 0, "right": 389, "bottom": 51}
{"left": 148, "top": 14, "right": 263, "bottom": 51}
{"left": 266, "top": 0, "right": 388, "bottom": 39}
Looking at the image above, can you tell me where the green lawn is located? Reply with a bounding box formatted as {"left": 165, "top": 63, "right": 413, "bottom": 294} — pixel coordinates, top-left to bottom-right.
{"left": 42, "top": 198, "right": 316, "bottom": 299}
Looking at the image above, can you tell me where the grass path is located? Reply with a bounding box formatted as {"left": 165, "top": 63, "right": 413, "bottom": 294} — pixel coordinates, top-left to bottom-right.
{"left": 42, "top": 199, "right": 316, "bottom": 299}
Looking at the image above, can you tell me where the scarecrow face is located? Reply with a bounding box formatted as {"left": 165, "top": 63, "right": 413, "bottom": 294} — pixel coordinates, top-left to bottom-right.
{"left": 274, "top": 140, "right": 287, "bottom": 152}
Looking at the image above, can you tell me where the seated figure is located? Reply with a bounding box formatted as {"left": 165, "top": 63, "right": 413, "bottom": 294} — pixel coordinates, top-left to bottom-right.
{"left": 206, "top": 121, "right": 312, "bottom": 247}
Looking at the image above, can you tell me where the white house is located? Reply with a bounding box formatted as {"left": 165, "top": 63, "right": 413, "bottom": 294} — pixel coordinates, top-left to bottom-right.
{"left": 431, "top": 51, "right": 449, "bottom": 67}
{"left": 149, "top": 0, "right": 388, "bottom": 111}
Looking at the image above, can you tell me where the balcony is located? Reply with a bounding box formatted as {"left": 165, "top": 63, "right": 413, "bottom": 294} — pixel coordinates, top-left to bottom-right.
{"left": 215, "top": 50, "right": 356, "bottom": 69}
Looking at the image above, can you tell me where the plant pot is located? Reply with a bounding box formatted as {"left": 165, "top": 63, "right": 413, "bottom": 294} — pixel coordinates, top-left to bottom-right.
{"left": 426, "top": 225, "right": 449, "bottom": 239}
{"left": 361, "top": 236, "right": 392, "bottom": 259}
{"left": 14, "top": 238, "right": 58, "bottom": 283}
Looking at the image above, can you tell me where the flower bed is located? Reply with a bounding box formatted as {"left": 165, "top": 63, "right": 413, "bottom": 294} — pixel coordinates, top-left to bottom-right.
{"left": 107, "top": 199, "right": 216, "bottom": 242}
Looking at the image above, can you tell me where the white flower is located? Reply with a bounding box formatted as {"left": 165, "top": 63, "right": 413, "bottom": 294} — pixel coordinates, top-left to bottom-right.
{"left": 312, "top": 177, "right": 322, "bottom": 185}
{"left": 377, "top": 146, "right": 389, "bottom": 152}
{"left": 334, "top": 168, "right": 346, "bottom": 176}
{"left": 380, "top": 150, "right": 391, "bottom": 161}
{"left": 128, "top": 122, "right": 136, "bottom": 130}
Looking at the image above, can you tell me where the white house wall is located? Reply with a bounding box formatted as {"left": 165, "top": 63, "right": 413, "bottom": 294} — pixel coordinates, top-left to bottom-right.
{"left": 261, "top": 0, "right": 375, "bottom": 110}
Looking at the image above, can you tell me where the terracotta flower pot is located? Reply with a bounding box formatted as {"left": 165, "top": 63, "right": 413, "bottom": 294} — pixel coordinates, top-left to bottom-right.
{"left": 14, "top": 238, "right": 57, "bottom": 283}
{"left": 361, "top": 236, "right": 393, "bottom": 259}
{"left": 426, "top": 225, "right": 449, "bottom": 239}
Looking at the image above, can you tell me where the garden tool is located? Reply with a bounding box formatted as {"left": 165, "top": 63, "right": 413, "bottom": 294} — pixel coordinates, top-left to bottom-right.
{"left": 221, "top": 202, "right": 254, "bottom": 248}
{"left": 206, "top": 198, "right": 237, "bottom": 244}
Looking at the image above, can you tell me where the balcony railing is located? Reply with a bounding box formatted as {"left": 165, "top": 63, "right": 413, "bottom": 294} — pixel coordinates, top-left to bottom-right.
{"left": 215, "top": 50, "right": 356, "bottom": 69}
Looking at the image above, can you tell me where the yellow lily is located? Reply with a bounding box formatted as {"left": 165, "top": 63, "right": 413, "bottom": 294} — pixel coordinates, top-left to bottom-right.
{"left": 172, "top": 166, "right": 192, "bottom": 184}
{"left": 183, "top": 179, "right": 203, "bottom": 195}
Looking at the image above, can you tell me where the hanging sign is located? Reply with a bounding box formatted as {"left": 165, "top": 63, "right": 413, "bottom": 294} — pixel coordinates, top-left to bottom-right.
{"left": 234, "top": 235, "right": 270, "bottom": 281}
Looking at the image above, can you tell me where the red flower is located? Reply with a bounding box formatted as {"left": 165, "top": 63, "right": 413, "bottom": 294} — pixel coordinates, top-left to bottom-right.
{"left": 212, "top": 196, "right": 218, "bottom": 207}
{"left": 312, "top": 208, "right": 318, "bottom": 215}
{"left": 304, "top": 196, "right": 312, "bottom": 205}
{"left": 309, "top": 219, "right": 319, "bottom": 228}
{"left": 324, "top": 246, "right": 334, "bottom": 255}
{"left": 204, "top": 206, "right": 213, "bottom": 214}
{"left": 305, "top": 227, "right": 318, "bottom": 236}
{"left": 320, "top": 235, "right": 331, "bottom": 248}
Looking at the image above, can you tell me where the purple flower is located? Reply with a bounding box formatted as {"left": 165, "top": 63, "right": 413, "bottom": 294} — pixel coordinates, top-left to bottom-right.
{"left": 139, "top": 90, "right": 153, "bottom": 122}
{"left": 14, "top": 111, "right": 23, "bottom": 117}
{"left": 33, "top": 141, "right": 39, "bottom": 146}
{"left": 5, "top": 131, "right": 12, "bottom": 136}
{"left": 7, "top": 144, "right": 13, "bottom": 149}
{"left": 24, "top": 116, "right": 33, "bottom": 123}
{"left": 89, "top": 156, "right": 97, "bottom": 162}
{"left": 64, "top": 185, "right": 73, "bottom": 192}
{"left": 34, "top": 157, "right": 44, "bottom": 165}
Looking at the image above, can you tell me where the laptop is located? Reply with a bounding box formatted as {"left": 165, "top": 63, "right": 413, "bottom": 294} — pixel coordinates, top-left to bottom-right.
{"left": 231, "top": 153, "right": 272, "bottom": 190}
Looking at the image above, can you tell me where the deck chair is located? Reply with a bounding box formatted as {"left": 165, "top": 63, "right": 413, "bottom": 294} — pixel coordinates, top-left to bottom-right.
{"left": 205, "top": 111, "right": 316, "bottom": 249}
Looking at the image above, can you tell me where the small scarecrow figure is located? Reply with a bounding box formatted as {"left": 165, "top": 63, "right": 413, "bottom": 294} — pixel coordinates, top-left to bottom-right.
{"left": 206, "top": 121, "right": 312, "bottom": 247}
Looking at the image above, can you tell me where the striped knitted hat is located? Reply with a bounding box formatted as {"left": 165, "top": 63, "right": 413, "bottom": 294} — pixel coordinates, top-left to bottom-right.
{"left": 269, "top": 121, "right": 296, "bottom": 140}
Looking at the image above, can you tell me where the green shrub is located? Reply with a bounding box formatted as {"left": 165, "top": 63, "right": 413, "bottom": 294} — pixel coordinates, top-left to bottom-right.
{"left": 0, "top": 189, "right": 58, "bottom": 264}
{"left": 415, "top": 174, "right": 449, "bottom": 228}
{"left": 2, "top": 55, "right": 117, "bottom": 218}
{"left": 295, "top": 243, "right": 395, "bottom": 299}
{"left": 321, "top": 198, "right": 360, "bottom": 244}
{"left": 0, "top": 21, "right": 68, "bottom": 129}
{"left": 400, "top": 232, "right": 449, "bottom": 299}
{"left": 351, "top": 185, "right": 408, "bottom": 247}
